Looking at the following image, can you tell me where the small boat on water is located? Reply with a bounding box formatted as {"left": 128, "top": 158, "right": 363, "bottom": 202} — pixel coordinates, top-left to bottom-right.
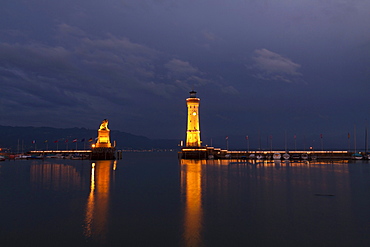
{"left": 27, "top": 155, "right": 44, "bottom": 159}
{"left": 71, "top": 154, "right": 83, "bottom": 160}
{"left": 249, "top": 154, "right": 256, "bottom": 159}
{"left": 273, "top": 153, "right": 281, "bottom": 160}
{"left": 352, "top": 153, "right": 363, "bottom": 160}
{"left": 256, "top": 154, "right": 264, "bottom": 160}
{"left": 46, "top": 154, "right": 60, "bottom": 158}
{"left": 0, "top": 155, "right": 5, "bottom": 161}
{"left": 70, "top": 154, "right": 89, "bottom": 160}
{"left": 16, "top": 154, "right": 31, "bottom": 159}
{"left": 301, "top": 153, "right": 308, "bottom": 160}
{"left": 283, "top": 153, "right": 290, "bottom": 160}
{"left": 62, "top": 154, "right": 73, "bottom": 159}
{"left": 292, "top": 154, "right": 300, "bottom": 160}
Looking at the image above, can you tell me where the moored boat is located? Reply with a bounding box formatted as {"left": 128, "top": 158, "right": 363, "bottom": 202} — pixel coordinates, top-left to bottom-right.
{"left": 273, "top": 153, "right": 281, "bottom": 160}
{"left": 71, "top": 155, "right": 83, "bottom": 160}
{"left": 46, "top": 154, "right": 60, "bottom": 158}
{"left": 301, "top": 153, "right": 308, "bottom": 160}
{"left": 27, "top": 155, "right": 44, "bottom": 159}
{"left": 16, "top": 154, "right": 31, "bottom": 159}
{"left": 352, "top": 153, "right": 363, "bottom": 160}
{"left": 283, "top": 153, "right": 290, "bottom": 160}
{"left": 292, "top": 154, "right": 300, "bottom": 160}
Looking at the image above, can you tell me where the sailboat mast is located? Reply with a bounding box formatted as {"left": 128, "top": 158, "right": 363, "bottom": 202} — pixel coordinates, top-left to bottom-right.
{"left": 365, "top": 120, "right": 368, "bottom": 153}
{"left": 354, "top": 124, "right": 357, "bottom": 153}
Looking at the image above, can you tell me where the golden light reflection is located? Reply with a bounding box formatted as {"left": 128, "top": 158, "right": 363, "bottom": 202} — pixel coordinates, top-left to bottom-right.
{"left": 84, "top": 160, "right": 114, "bottom": 242}
{"left": 84, "top": 163, "right": 95, "bottom": 238}
{"left": 179, "top": 158, "right": 355, "bottom": 246}
{"left": 30, "top": 163, "right": 85, "bottom": 191}
{"left": 180, "top": 159, "right": 206, "bottom": 247}
{"left": 113, "top": 160, "right": 117, "bottom": 171}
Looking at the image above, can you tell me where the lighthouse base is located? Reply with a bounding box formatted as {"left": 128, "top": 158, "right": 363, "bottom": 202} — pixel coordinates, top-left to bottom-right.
{"left": 179, "top": 147, "right": 209, "bottom": 159}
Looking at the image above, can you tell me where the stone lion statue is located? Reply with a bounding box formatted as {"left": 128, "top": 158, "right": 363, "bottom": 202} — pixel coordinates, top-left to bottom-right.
{"left": 99, "top": 119, "right": 109, "bottom": 130}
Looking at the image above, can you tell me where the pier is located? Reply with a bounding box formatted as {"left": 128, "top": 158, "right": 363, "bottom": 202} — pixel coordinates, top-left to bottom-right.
{"left": 179, "top": 146, "right": 361, "bottom": 160}
{"left": 26, "top": 149, "right": 123, "bottom": 160}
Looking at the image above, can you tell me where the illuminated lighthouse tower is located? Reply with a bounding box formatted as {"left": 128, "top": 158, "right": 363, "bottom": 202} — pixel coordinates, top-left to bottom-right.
{"left": 186, "top": 90, "right": 201, "bottom": 147}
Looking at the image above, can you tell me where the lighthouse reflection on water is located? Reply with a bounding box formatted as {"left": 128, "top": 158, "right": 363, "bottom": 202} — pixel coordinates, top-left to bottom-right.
{"left": 180, "top": 159, "right": 205, "bottom": 247}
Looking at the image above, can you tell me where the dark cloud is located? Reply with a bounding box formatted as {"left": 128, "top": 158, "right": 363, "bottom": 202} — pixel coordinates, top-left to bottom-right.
{"left": 165, "top": 59, "right": 198, "bottom": 76}
{"left": 250, "top": 49, "right": 303, "bottom": 83}
{"left": 0, "top": 0, "right": 369, "bottom": 145}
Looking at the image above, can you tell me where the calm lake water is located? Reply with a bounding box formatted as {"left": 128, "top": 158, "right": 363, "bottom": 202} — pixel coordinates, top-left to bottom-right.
{"left": 1, "top": 152, "right": 370, "bottom": 247}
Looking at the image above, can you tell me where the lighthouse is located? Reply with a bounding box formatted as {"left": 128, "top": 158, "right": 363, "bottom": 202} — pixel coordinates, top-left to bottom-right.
{"left": 180, "top": 90, "right": 209, "bottom": 159}
{"left": 186, "top": 90, "right": 201, "bottom": 147}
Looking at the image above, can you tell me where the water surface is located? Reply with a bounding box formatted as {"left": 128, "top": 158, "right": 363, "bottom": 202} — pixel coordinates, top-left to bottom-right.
{"left": 1, "top": 153, "right": 370, "bottom": 246}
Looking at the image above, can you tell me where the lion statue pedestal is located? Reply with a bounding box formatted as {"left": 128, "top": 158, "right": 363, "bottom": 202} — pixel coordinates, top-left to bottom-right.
{"left": 92, "top": 119, "right": 115, "bottom": 160}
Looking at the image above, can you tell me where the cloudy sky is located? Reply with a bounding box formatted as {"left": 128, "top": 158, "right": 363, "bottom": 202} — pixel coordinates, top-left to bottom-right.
{"left": 1, "top": 0, "right": 369, "bottom": 150}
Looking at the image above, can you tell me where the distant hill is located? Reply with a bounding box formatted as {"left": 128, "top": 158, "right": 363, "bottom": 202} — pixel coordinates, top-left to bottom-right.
{"left": 0, "top": 126, "right": 180, "bottom": 152}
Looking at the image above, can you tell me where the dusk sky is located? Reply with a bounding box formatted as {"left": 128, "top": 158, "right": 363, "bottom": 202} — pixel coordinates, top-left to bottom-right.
{"left": 1, "top": 0, "right": 369, "bottom": 149}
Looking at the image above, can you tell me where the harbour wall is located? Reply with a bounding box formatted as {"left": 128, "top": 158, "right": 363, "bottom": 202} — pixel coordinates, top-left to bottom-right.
{"left": 179, "top": 147, "right": 360, "bottom": 160}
